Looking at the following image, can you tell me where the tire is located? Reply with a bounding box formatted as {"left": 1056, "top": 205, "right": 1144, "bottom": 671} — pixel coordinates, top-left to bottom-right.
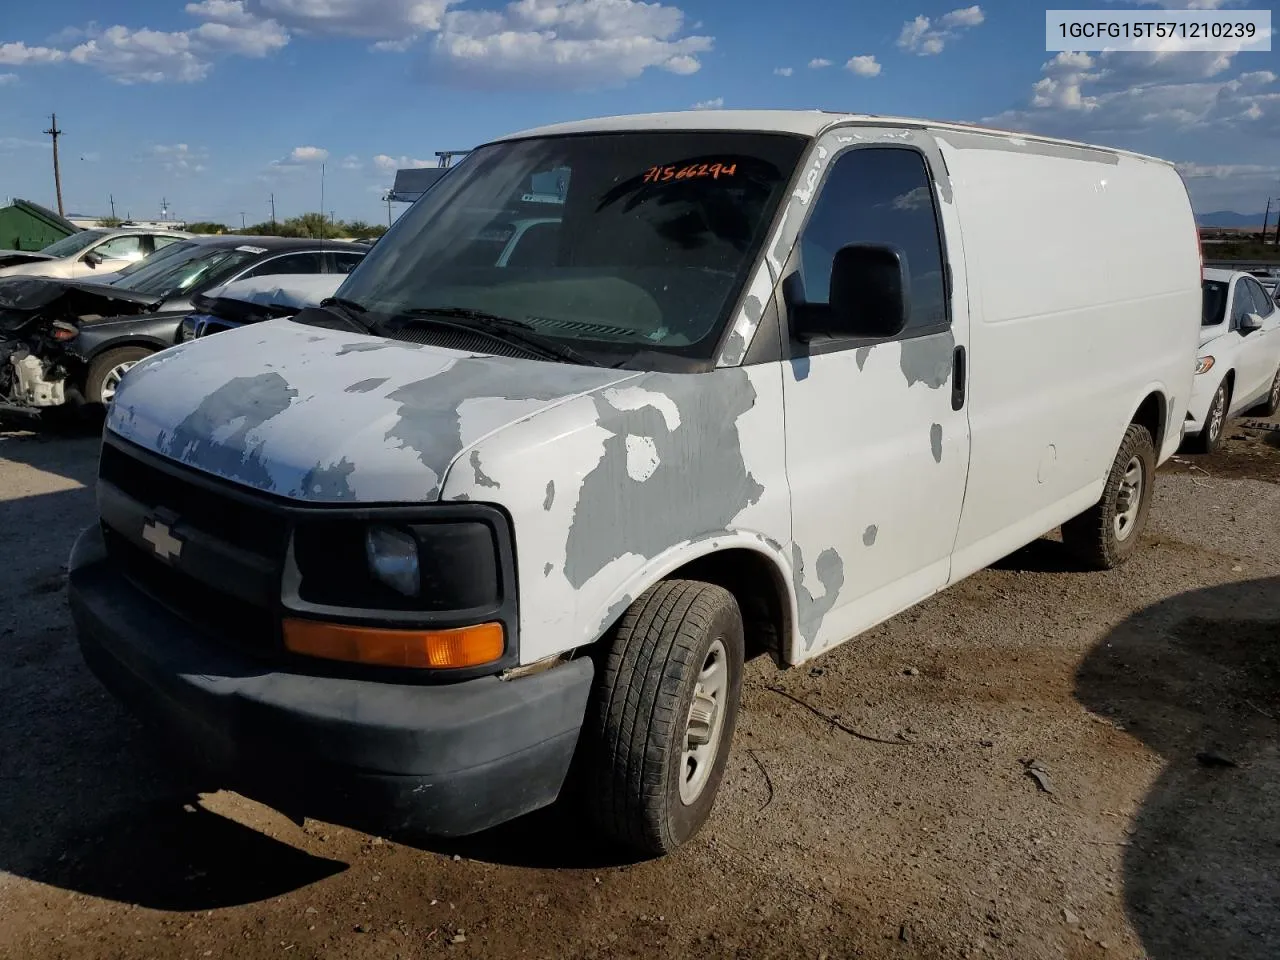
{"left": 1062, "top": 422, "right": 1157, "bottom": 571}
{"left": 1256, "top": 367, "right": 1280, "bottom": 418}
{"left": 84, "top": 346, "right": 153, "bottom": 406}
{"left": 1190, "top": 379, "right": 1230, "bottom": 454}
{"left": 583, "top": 579, "right": 745, "bottom": 856}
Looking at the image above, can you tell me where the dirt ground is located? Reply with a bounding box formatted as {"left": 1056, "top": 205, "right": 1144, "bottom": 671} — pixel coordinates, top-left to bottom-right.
{"left": 0, "top": 412, "right": 1276, "bottom": 960}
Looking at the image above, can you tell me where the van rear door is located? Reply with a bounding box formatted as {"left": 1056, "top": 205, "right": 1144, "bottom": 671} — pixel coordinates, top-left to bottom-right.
{"left": 779, "top": 133, "right": 972, "bottom": 660}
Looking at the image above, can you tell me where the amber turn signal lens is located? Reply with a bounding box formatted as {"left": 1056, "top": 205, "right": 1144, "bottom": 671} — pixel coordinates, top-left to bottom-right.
{"left": 282, "top": 619, "right": 504, "bottom": 669}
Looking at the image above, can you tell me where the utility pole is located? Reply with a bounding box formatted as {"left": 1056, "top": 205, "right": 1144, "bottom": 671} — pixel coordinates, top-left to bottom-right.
{"left": 269, "top": 192, "right": 276, "bottom": 227}
{"left": 386, "top": 191, "right": 392, "bottom": 228}
{"left": 109, "top": 194, "right": 116, "bottom": 219}
{"left": 319, "top": 163, "right": 325, "bottom": 222}
{"left": 240, "top": 211, "right": 246, "bottom": 230}
{"left": 44, "top": 114, "right": 64, "bottom": 216}
{"left": 1263, "top": 197, "right": 1272, "bottom": 244}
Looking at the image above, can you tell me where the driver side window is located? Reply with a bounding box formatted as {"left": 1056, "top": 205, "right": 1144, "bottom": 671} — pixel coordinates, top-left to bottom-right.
{"left": 1244, "top": 278, "right": 1275, "bottom": 319}
{"left": 1231, "top": 280, "right": 1257, "bottom": 327}
{"left": 91, "top": 235, "right": 145, "bottom": 261}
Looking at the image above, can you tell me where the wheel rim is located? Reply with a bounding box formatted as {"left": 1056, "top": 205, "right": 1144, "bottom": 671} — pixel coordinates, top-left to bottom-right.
{"left": 100, "top": 361, "right": 138, "bottom": 404}
{"left": 1270, "top": 373, "right": 1280, "bottom": 411}
{"left": 1208, "top": 386, "right": 1227, "bottom": 443}
{"left": 680, "top": 638, "right": 729, "bottom": 805}
{"left": 1113, "top": 455, "right": 1144, "bottom": 541}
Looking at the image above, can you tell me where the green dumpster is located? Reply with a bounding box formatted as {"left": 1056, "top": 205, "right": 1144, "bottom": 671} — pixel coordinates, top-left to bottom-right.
{"left": 0, "top": 198, "right": 82, "bottom": 251}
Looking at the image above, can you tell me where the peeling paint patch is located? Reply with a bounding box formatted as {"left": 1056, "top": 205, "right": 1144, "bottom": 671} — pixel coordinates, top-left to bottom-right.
{"left": 298, "top": 457, "right": 357, "bottom": 499}
{"left": 543, "top": 562, "right": 553, "bottom": 577}
{"left": 930, "top": 423, "right": 943, "bottom": 463}
{"left": 596, "top": 593, "right": 635, "bottom": 637}
{"left": 158, "top": 373, "right": 298, "bottom": 488}
{"left": 563, "top": 369, "right": 764, "bottom": 589}
{"left": 624, "top": 435, "right": 660, "bottom": 482}
{"left": 855, "top": 346, "right": 872, "bottom": 371}
{"left": 336, "top": 341, "right": 394, "bottom": 355}
{"left": 791, "top": 543, "right": 845, "bottom": 649}
{"left": 345, "top": 377, "right": 389, "bottom": 394}
{"left": 900, "top": 330, "right": 955, "bottom": 389}
{"left": 470, "top": 450, "right": 499, "bottom": 488}
{"left": 862, "top": 525, "right": 878, "bottom": 547}
{"left": 790, "top": 355, "right": 810, "bottom": 381}
{"left": 543, "top": 480, "right": 555, "bottom": 511}
{"left": 934, "top": 129, "right": 1120, "bottom": 166}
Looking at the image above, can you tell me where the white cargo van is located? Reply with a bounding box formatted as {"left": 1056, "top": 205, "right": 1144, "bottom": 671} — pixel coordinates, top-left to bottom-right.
{"left": 68, "top": 111, "right": 1202, "bottom": 855}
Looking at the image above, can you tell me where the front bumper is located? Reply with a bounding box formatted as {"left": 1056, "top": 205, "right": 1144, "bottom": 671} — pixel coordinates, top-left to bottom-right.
{"left": 68, "top": 524, "right": 593, "bottom": 837}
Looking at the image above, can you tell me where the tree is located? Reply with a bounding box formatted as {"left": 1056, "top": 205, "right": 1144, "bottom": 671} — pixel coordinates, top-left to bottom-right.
{"left": 98, "top": 216, "right": 123, "bottom": 228}
{"left": 185, "top": 221, "right": 228, "bottom": 234}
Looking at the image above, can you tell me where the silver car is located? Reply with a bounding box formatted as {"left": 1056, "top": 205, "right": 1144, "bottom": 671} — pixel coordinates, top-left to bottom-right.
{"left": 0, "top": 228, "right": 193, "bottom": 281}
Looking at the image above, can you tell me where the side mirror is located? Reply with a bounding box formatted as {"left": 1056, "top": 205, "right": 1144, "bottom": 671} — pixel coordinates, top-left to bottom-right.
{"left": 1241, "top": 312, "right": 1264, "bottom": 333}
{"left": 792, "top": 243, "right": 910, "bottom": 341}
{"left": 82, "top": 251, "right": 100, "bottom": 268}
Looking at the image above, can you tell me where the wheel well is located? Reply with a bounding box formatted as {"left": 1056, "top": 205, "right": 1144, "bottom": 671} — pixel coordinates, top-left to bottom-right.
{"left": 669, "top": 548, "right": 789, "bottom": 665}
{"left": 88, "top": 339, "right": 162, "bottom": 363}
{"left": 1132, "top": 391, "right": 1167, "bottom": 452}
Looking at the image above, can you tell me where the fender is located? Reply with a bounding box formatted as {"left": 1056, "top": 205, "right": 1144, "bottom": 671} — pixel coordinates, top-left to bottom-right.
{"left": 582, "top": 530, "right": 800, "bottom": 661}
{"left": 1122, "top": 380, "right": 1172, "bottom": 463}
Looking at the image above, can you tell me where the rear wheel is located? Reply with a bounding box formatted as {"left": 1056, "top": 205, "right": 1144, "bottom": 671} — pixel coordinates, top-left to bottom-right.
{"left": 1063, "top": 422, "right": 1156, "bottom": 570}
{"left": 1190, "top": 380, "right": 1229, "bottom": 454}
{"left": 1257, "top": 367, "right": 1280, "bottom": 418}
{"left": 85, "top": 346, "right": 153, "bottom": 406}
{"left": 583, "top": 579, "right": 744, "bottom": 856}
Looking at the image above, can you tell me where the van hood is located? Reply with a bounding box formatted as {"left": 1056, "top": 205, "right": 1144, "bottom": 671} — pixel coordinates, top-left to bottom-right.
{"left": 107, "top": 318, "right": 641, "bottom": 503}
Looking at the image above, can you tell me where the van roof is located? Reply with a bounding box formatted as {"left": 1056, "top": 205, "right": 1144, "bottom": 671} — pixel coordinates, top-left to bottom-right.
{"left": 492, "top": 109, "right": 1173, "bottom": 167}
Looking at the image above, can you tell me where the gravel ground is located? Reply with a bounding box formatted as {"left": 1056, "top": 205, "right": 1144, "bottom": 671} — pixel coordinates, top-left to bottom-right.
{"left": 0, "top": 413, "right": 1277, "bottom": 960}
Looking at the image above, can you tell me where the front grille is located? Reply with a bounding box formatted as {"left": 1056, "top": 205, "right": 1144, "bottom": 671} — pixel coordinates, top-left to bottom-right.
{"left": 103, "top": 525, "right": 278, "bottom": 651}
{"left": 100, "top": 442, "right": 288, "bottom": 557}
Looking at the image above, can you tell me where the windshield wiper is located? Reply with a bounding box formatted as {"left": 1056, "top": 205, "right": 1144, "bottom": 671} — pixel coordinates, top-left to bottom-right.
{"left": 318, "top": 296, "right": 378, "bottom": 333}
{"left": 396, "top": 306, "right": 602, "bottom": 366}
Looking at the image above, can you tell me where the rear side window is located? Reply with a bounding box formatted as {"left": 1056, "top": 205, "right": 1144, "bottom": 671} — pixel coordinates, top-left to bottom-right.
{"left": 328, "top": 251, "right": 365, "bottom": 274}
{"left": 1243, "top": 277, "right": 1275, "bottom": 318}
{"left": 244, "top": 252, "right": 325, "bottom": 278}
{"left": 796, "top": 147, "right": 948, "bottom": 334}
{"left": 1230, "top": 279, "right": 1255, "bottom": 327}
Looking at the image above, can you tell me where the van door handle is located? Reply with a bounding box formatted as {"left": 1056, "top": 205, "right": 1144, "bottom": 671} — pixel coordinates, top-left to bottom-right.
{"left": 951, "top": 345, "right": 967, "bottom": 411}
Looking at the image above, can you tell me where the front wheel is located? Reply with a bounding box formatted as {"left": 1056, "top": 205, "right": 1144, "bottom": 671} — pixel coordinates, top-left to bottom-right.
{"left": 85, "top": 346, "right": 153, "bottom": 406}
{"left": 1190, "top": 379, "right": 1230, "bottom": 454}
{"left": 1062, "top": 422, "right": 1157, "bottom": 570}
{"left": 583, "top": 579, "right": 744, "bottom": 856}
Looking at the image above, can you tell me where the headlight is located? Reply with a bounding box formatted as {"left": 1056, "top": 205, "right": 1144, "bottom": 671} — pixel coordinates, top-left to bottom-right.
{"left": 366, "top": 524, "right": 420, "bottom": 596}
{"left": 1195, "top": 356, "right": 1215, "bottom": 375}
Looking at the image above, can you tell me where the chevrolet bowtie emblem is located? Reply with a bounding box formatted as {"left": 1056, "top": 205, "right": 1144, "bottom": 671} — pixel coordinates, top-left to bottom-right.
{"left": 142, "top": 518, "right": 183, "bottom": 562}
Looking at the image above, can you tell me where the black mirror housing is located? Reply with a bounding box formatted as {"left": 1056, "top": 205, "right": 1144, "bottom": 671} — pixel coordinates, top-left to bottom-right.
{"left": 792, "top": 243, "right": 910, "bottom": 341}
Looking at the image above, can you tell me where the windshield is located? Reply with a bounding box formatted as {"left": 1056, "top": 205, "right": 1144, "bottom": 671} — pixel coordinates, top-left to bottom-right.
{"left": 40, "top": 230, "right": 107, "bottom": 258}
{"left": 331, "top": 131, "right": 808, "bottom": 361}
{"left": 112, "top": 244, "right": 259, "bottom": 300}
{"left": 110, "top": 238, "right": 199, "bottom": 280}
{"left": 1202, "top": 279, "right": 1228, "bottom": 327}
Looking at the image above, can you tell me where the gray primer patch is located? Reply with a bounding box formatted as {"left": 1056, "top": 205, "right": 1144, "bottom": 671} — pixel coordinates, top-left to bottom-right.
{"left": 470, "top": 450, "right": 499, "bottom": 489}
{"left": 384, "top": 359, "right": 628, "bottom": 500}
{"left": 345, "top": 377, "right": 389, "bottom": 394}
{"left": 791, "top": 543, "right": 845, "bottom": 649}
{"left": 721, "top": 328, "right": 747, "bottom": 367}
{"left": 596, "top": 593, "right": 635, "bottom": 637}
{"left": 935, "top": 129, "right": 1120, "bottom": 166}
{"left": 930, "top": 423, "right": 943, "bottom": 463}
{"left": 296, "top": 457, "right": 357, "bottom": 499}
{"left": 543, "top": 562, "right": 553, "bottom": 577}
{"left": 863, "top": 524, "right": 878, "bottom": 547}
{"left": 855, "top": 346, "right": 872, "bottom": 371}
{"left": 563, "top": 369, "right": 764, "bottom": 590}
{"left": 900, "top": 329, "right": 955, "bottom": 389}
{"left": 158, "top": 373, "right": 297, "bottom": 488}
{"left": 336, "top": 341, "right": 396, "bottom": 355}
{"left": 543, "top": 480, "right": 555, "bottom": 511}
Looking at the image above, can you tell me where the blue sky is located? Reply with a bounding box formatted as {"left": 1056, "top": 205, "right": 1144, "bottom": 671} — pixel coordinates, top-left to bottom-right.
{"left": 1, "top": 0, "right": 1276, "bottom": 225}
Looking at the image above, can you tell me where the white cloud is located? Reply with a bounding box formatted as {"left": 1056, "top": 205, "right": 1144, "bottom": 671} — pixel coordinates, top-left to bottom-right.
{"left": 0, "top": 42, "right": 68, "bottom": 65}
{"left": 691, "top": 96, "right": 723, "bottom": 109}
{"left": 897, "top": 6, "right": 984, "bottom": 56}
{"left": 0, "top": 73, "right": 17, "bottom": 85}
{"left": 0, "top": 137, "right": 48, "bottom": 150}
{"left": 774, "top": 66, "right": 792, "bottom": 77}
{"left": 431, "top": 0, "right": 713, "bottom": 89}
{"left": 68, "top": 27, "right": 208, "bottom": 83}
{"left": 252, "top": 0, "right": 455, "bottom": 37}
{"left": 987, "top": 49, "right": 1280, "bottom": 136}
{"left": 373, "top": 153, "right": 433, "bottom": 171}
{"left": 289, "top": 145, "right": 329, "bottom": 162}
{"left": 193, "top": 19, "right": 290, "bottom": 57}
{"left": 340, "top": 154, "right": 363, "bottom": 170}
{"left": 846, "top": 55, "right": 881, "bottom": 77}
{"left": 808, "top": 57, "right": 832, "bottom": 69}
{"left": 186, "top": 0, "right": 258, "bottom": 27}
{"left": 149, "top": 143, "right": 210, "bottom": 174}
{"left": 371, "top": 37, "right": 418, "bottom": 52}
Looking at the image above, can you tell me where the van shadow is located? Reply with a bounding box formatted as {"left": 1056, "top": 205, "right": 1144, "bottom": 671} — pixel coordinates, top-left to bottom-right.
{"left": 1074, "top": 575, "right": 1280, "bottom": 960}
{"left": 0, "top": 433, "right": 348, "bottom": 910}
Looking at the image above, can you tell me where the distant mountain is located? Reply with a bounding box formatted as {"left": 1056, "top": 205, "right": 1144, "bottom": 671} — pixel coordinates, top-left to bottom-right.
{"left": 1196, "top": 211, "right": 1269, "bottom": 228}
